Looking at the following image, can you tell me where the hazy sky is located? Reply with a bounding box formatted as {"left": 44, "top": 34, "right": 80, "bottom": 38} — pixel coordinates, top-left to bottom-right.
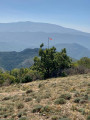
{"left": 0, "top": 0, "right": 90, "bottom": 33}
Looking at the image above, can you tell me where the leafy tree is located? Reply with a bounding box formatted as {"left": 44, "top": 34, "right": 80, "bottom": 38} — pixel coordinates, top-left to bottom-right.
{"left": 54, "top": 48, "right": 72, "bottom": 76}
{"left": 31, "top": 44, "right": 71, "bottom": 78}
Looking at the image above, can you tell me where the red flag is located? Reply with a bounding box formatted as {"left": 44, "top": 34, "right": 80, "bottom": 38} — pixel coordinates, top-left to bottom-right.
{"left": 49, "top": 38, "right": 53, "bottom": 40}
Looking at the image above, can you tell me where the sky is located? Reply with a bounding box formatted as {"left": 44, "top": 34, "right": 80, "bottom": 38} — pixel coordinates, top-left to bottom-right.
{"left": 0, "top": 0, "right": 90, "bottom": 33}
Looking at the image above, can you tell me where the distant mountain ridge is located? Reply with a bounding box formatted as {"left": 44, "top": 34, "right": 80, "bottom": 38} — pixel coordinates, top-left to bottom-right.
{"left": 0, "top": 43, "right": 90, "bottom": 70}
{"left": 0, "top": 21, "right": 90, "bottom": 36}
{"left": 0, "top": 48, "right": 39, "bottom": 70}
{"left": 54, "top": 43, "right": 90, "bottom": 59}
{"left": 0, "top": 21, "right": 90, "bottom": 57}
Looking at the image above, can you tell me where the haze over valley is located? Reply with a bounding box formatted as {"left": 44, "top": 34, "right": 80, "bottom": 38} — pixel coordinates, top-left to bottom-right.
{"left": 0, "top": 21, "right": 90, "bottom": 51}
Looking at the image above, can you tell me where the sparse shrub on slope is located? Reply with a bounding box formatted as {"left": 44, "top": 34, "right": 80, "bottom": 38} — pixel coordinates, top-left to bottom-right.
{"left": 16, "top": 103, "right": 24, "bottom": 109}
{"left": 59, "top": 93, "right": 71, "bottom": 100}
{"left": 0, "top": 73, "right": 16, "bottom": 86}
{"left": 22, "top": 70, "right": 43, "bottom": 83}
{"left": 55, "top": 98, "right": 66, "bottom": 104}
{"left": 78, "top": 57, "right": 90, "bottom": 69}
{"left": 87, "top": 115, "right": 90, "bottom": 120}
{"left": 18, "top": 117, "right": 28, "bottom": 120}
{"left": 58, "top": 118, "right": 71, "bottom": 120}
{"left": 32, "top": 105, "right": 43, "bottom": 113}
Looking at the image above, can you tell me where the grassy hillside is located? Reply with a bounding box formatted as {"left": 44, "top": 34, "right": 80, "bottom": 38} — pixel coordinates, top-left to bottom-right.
{"left": 0, "top": 74, "right": 90, "bottom": 120}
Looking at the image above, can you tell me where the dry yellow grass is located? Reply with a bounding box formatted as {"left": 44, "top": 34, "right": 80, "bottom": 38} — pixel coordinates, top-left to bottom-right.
{"left": 0, "top": 74, "right": 90, "bottom": 120}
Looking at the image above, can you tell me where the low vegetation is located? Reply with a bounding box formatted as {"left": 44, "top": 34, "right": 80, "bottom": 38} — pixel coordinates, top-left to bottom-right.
{"left": 0, "top": 74, "right": 89, "bottom": 120}
{"left": 0, "top": 44, "right": 90, "bottom": 120}
{"left": 0, "top": 44, "right": 90, "bottom": 86}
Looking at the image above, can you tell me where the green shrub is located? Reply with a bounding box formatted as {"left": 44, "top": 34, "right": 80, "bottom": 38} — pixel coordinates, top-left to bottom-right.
{"left": 60, "top": 93, "right": 71, "bottom": 100}
{"left": 87, "top": 115, "right": 90, "bottom": 120}
{"left": 74, "top": 97, "right": 80, "bottom": 103}
{"left": 0, "top": 73, "right": 16, "bottom": 86}
{"left": 52, "top": 116, "right": 58, "bottom": 120}
{"left": 40, "top": 105, "right": 51, "bottom": 113}
{"left": 43, "top": 93, "right": 51, "bottom": 99}
{"left": 22, "top": 74, "right": 32, "bottom": 83}
{"left": 36, "top": 96, "right": 42, "bottom": 103}
{"left": 77, "top": 57, "right": 90, "bottom": 69}
{"left": 25, "top": 97, "right": 32, "bottom": 102}
{"left": 32, "top": 105, "right": 43, "bottom": 113}
{"left": 2, "top": 96, "right": 11, "bottom": 101}
{"left": 18, "top": 117, "right": 28, "bottom": 120}
{"left": 18, "top": 112, "right": 22, "bottom": 118}
{"left": 58, "top": 118, "right": 71, "bottom": 120}
{"left": 79, "top": 98, "right": 86, "bottom": 104}
{"left": 84, "top": 94, "right": 88, "bottom": 100}
{"left": 78, "top": 108, "right": 85, "bottom": 115}
{"left": 3, "top": 114, "right": 8, "bottom": 118}
{"left": 38, "top": 83, "right": 43, "bottom": 88}
{"left": 16, "top": 103, "right": 24, "bottom": 109}
{"left": 26, "top": 89, "right": 33, "bottom": 94}
{"left": 22, "top": 70, "right": 43, "bottom": 83}
{"left": 74, "top": 91, "right": 80, "bottom": 97}
{"left": 55, "top": 98, "right": 66, "bottom": 104}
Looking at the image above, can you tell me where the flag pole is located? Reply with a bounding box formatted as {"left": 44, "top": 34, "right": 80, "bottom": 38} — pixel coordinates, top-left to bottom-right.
{"left": 48, "top": 37, "right": 49, "bottom": 49}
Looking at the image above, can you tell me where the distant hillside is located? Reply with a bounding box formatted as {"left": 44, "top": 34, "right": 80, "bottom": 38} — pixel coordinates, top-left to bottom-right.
{"left": 0, "top": 21, "right": 90, "bottom": 51}
{"left": 54, "top": 43, "right": 90, "bottom": 59}
{"left": 0, "top": 43, "right": 90, "bottom": 70}
{"left": 1, "top": 21, "right": 90, "bottom": 35}
{"left": 0, "top": 48, "right": 39, "bottom": 70}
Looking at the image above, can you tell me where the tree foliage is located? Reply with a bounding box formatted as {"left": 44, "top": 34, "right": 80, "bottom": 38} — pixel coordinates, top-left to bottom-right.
{"left": 77, "top": 57, "right": 90, "bottom": 69}
{"left": 31, "top": 44, "right": 72, "bottom": 78}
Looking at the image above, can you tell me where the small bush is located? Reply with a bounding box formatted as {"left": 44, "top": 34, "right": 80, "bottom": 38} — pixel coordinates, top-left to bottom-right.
{"left": 2, "top": 96, "right": 11, "bottom": 101}
{"left": 78, "top": 108, "right": 85, "bottom": 115}
{"left": 0, "top": 73, "right": 16, "bottom": 86}
{"left": 74, "top": 97, "right": 80, "bottom": 103}
{"left": 32, "top": 105, "right": 43, "bottom": 113}
{"left": 74, "top": 91, "right": 80, "bottom": 97}
{"left": 22, "top": 70, "right": 43, "bottom": 83}
{"left": 55, "top": 98, "right": 66, "bottom": 104}
{"left": 63, "top": 66, "right": 90, "bottom": 75}
{"left": 26, "top": 89, "right": 33, "bottom": 94}
{"left": 3, "top": 114, "right": 8, "bottom": 118}
{"left": 18, "top": 112, "right": 22, "bottom": 118}
{"left": 16, "top": 103, "right": 24, "bottom": 109}
{"left": 52, "top": 116, "right": 58, "bottom": 120}
{"left": 84, "top": 94, "right": 88, "bottom": 100}
{"left": 18, "top": 117, "right": 28, "bottom": 120}
{"left": 58, "top": 118, "right": 71, "bottom": 120}
{"left": 87, "top": 115, "right": 90, "bottom": 120}
{"left": 36, "top": 96, "right": 42, "bottom": 103}
{"left": 22, "top": 74, "right": 32, "bottom": 83}
{"left": 40, "top": 105, "right": 51, "bottom": 113}
{"left": 38, "top": 83, "right": 43, "bottom": 88}
{"left": 59, "top": 93, "right": 71, "bottom": 100}
{"left": 79, "top": 98, "right": 87, "bottom": 104}
{"left": 25, "top": 97, "right": 32, "bottom": 102}
{"left": 43, "top": 93, "right": 51, "bottom": 99}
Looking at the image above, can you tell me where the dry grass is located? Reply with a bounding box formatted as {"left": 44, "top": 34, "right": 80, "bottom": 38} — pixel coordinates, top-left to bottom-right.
{"left": 0, "top": 74, "right": 90, "bottom": 120}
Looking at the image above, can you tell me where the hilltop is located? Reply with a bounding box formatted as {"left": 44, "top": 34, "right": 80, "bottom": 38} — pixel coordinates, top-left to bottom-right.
{"left": 0, "top": 74, "right": 90, "bottom": 120}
